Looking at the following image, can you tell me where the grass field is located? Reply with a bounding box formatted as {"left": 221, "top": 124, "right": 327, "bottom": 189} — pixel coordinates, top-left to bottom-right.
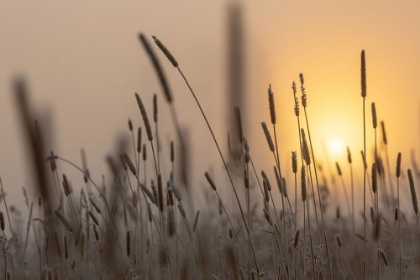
{"left": 1, "top": 34, "right": 419, "bottom": 280}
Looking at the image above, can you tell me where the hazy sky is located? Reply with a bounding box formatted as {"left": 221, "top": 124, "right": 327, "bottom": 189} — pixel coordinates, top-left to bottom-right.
{"left": 1, "top": 1, "right": 420, "bottom": 209}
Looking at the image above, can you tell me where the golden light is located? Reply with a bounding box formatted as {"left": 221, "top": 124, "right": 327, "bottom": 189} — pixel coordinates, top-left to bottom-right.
{"left": 327, "top": 137, "right": 345, "bottom": 157}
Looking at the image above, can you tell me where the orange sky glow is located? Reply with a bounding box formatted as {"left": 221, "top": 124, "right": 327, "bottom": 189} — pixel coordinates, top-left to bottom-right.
{"left": 0, "top": 1, "right": 420, "bottom": 213}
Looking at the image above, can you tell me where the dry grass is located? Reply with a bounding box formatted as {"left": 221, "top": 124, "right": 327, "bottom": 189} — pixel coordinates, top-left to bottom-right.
{"left": 0, "top": 36, "right": 419, "bottom": 280}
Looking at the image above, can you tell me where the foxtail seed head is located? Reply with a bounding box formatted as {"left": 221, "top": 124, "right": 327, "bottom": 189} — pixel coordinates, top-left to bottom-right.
{"left": 301, "top": 166, "right": 307, "bottom": 202}
{"left": 123, "top": 153, "right": 136, "bottom": 176}
{"left": 361, "top": 50, "right": 367, "bottom": 98}
{"left": 381, "top": 121, "right": 387, "bottom": 145}
{"left": 336, "top": 162, "right": 342, "bottom": 176}
{"left": 126, "top": 230, "right": 131, "bottom": 257}
{"left": 380, "top": 249, "right": 389, "bottom": 266}
{"left": 157, "top": 174, "right": 164, "bottom": 212}
{"left": 234, "top": 107, "right": 243, "bottom": 144}
{"left": 268, "top": 84, "right": 276, "bottom": 124}
{"left": 301, "top": 129, "right": 311, "bottom": 165}
{"left": 135, "top": 93, "right": 153, "bottom": 142}
{"left": 62, "top": 174, "right": 70, "bottom": 196}
{"left": 299, "top": 73, "right": 307, "bottom": 108}
{"left": 137, "top": 127, "right": 142, "bottom": 153}
{"left": 0, "top": 212, "right": 4, "bottom": 231}
{"left": 292, "top": 151, "right": 298, "bottom": 173}
{"left": 178, "top": 202, "right": 186, "bottom": 218}
{"left": 138, "top": 33, "right": 173, "bottom": 103}
{"left": 371, "top": 102, "right": 377, "bottom": 129}
{"left": 294, "top": 229, "right": 300, "bottom": 248}
{"left": 153, "top": 94, "right": 158, "bottom": 123}
{"left": 262, "top": 122, "right": 275, "bottom": 152}
{"left": 263, "top": 178, "right": 270, "bottom": 203}
{"left": 335, "top": 234, "right": 342, "bottom": 247}
{"left": 152, "top": 35, "right": 179, "bottom": 68}
{"left": 372, "top": 163, "right": 377, "bottom": 193}
{"left": 128, "top": 118, "right": 133, "bottom": 131}
{"left": 205, "top": 172, "right": 217, "bottom": 191}
{"left": 347, "top": 147, "right": 352, "bottom": 164}
{"left": 396, "top": 152, "right": 402, "bottom": 178}
{"left": 292, "top": 81, "right": 299, "bottom": 117}
{"left": 261, "top": 170, "right": 271, "bottom": 191}
{"left": 408, "top": 169, "right": 419, "bottom": 214}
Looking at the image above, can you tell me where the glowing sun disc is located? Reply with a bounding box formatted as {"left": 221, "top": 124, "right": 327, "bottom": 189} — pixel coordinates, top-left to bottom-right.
{"left": 327, "top": 138, "right": 344, "bottom": 156}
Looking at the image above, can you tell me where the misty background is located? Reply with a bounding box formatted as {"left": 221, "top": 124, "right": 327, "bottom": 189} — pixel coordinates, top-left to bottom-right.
{"left": 1, "top": 1, "right": 420, "bottom": 212}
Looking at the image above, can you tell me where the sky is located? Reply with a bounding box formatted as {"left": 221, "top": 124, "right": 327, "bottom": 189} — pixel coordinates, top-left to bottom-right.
{"left": 1, "top": 1, "right": 420, "bottom": 213}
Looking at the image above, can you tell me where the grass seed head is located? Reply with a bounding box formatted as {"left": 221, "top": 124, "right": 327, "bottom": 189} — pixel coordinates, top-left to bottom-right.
{"left": 408, "top": 169, "right": 419, "bottom": 214}
{"left": 261, "top": 170, "right": 271, "bottom": 191}
{"left": 54, "top": 210, "right": 73, "bottom": 232}
{"left": 123, "top": 153, "right": 136, "bottom": 176}
{"left": 301, "top": 166, "right": 307, "bottom": 202}
{"left": 336, "top": 162, "right": 342, "bottom": 176}
{"left": 347, "top": 147, "right": 352, "bottom": 164}
{"left": 372, "top": 163, "right": 377, "bottom": 193}
{"left": 294, "top": 229, "right": 300, "bottom": 248}
{"left": 263, "top": 178, "right": 270, "bottom": 203}
{"left": 143, "top": 143, "right": 147, "bottom": 161}
{"left": 153, "top": 94, "right": 158, "bottom": 123}
{"left": 361, "top": 50, "right": 367, "bottom": 98}
{"left": 142, "top": 184, "right": 156, "bottom": 205}
{"left": 335, "top": 234, "right": 343, "bottom": 247}
{"left": 135, "top": 93, "right": 153, "bottom": 142}
{"left": 126, "top": 230, "right": 131, "bottom": 257}
{"left": 371, "top": 102, "right": 377, "bottom": 129}
{"left": 380, "top": 249, "right": 389, "bottom": 266}
{"left": 128, "top": 118, "right": 133, "bottom": 131}
{"left": 192, "top": 210, "right": 200, "bottom": 232}
{"left": 299, "top": 73, "right": 307, "bottom": 108}
{"left": 370, "top": 207, "right": 375, "bottom": 224}
{"left": 152, "top": 35, "right": 179, "bottom": 68}
{"left": 381, "top": 121, "right": 387, "bottom": 145}
{"left": 301, "top": 129, "right": 311, "bottom": 165}
{"left": 396, "top": 152, "right": 402, "bottom": 178}
{"left": 292, "top": 81, "right": 299, "bottom": 116}
{"left": 64, "top": 235, "right": 69, "bottom": 259}
{"left": 88, "top": 210, "right": 99, "bottom": 226}
{"left": 178, "top": 202, "right": 186, "bottom": 218}
{"left": 0, "top": 212, "right": 4, "bottom": 231}
{"left": 137, "top": 127, "right": 142, "bottom": 153}
{"left": 168, "top": 206, "right": 175, "bottom": 236}
{"left": 292, "top": 151, "right": 298, "bottom": 173}
{"left": 158, "top": 173, "right": 164, "bottom": 212}
{"left": 268, "top": 84, "right": 276, "bottom": 124}
{"left": 62, "top": 174, "right": 70, "bottom": 196}
{"left": 234, "top": 107, "right": 243, "bottom": 144}
{"left": 261, "top": 122, "right": 275, "bottom": 152}
{"left": 120, "top": 154, "right": 128, "bottom": 172}
{"left": 170, "top": 182, "right": 182, "bottom": 201}
{"left": 138, "top": 33, "right": 173, "bottom": 103}
{"left": 205, "top": 172, "right": 217, "bottom": 191}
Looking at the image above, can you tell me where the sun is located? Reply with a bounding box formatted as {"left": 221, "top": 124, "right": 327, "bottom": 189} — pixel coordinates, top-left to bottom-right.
{"left": 327, "top": 137, "right": 345, "bottom": 157}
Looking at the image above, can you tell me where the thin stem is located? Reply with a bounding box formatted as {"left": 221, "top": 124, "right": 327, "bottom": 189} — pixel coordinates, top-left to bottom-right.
{"left": 363, "top": 97, "right": 367, "bottom": 280}
{"left": 176, "top": 67, "right": 261, "bottom": 276}
{"left": 303, "top": 107, "right": 333, "bottom": 280}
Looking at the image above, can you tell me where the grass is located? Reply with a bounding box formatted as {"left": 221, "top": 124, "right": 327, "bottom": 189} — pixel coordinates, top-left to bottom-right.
{"left": 0, "top": 36, "right": 419, "bottom": 280}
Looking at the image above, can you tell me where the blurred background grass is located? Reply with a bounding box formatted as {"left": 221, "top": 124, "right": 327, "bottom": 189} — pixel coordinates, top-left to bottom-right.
{"left": 1, "top": 0, "right": 420, "bottom": 209}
